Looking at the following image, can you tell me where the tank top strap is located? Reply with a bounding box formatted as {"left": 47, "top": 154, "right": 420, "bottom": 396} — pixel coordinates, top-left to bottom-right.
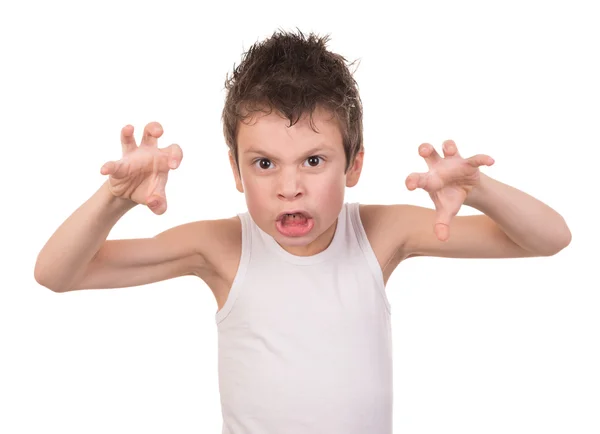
{"left": 346, "top": 202, "right": 390, "bottom": 314}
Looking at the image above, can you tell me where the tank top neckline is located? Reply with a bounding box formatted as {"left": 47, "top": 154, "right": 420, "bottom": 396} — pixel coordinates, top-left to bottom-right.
{"left": 251, "top": 204, "right": 348, "bottom": 265}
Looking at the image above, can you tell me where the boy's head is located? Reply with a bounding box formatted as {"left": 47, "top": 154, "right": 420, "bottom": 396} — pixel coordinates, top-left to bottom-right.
{"left": 221, "top": 29, "right": 365, "bottom": 255}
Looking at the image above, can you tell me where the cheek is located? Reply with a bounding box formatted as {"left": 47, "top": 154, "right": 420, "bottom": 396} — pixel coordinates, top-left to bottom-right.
{"left": 242, "top": 176, "right": 267, "bottom": 200}
{"left": 314, "top": 170, "right": 345, "bottom": 195}
{"left": 308, "top": 174, "right": 346, "bottom": 216}
{"left": 241, "top": 177, "right": 270, "bottom": 218}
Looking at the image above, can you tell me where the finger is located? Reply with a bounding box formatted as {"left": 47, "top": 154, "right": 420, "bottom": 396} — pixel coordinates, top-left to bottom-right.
{"left": 100, "top": 160, "right": 129, "bottom": 179}
{"left": 140, "top": 121, "right": 164, "bottom": 147}
{"left": 418, "top": 143, "right": 442, "bottom": 169}
{"left": 147, "top": 196, "right": 168, "bottom": 215}
{"left": 442, "top": 140, "right": 461, "bottom": 158}
{"left": 434, "top": 223, "right": 450, "bottom": 241}
{"left": 434, "top": 208, "right": 455, "bottom": 242}
{"left": 100, "top": 161, "right": 114, "bottom": 176}
{"left": 405, "top": 171, "right": 428, "bottom": 191}
{"left": 146, "top": 172, "right": 168, "bottom": 215}
{"left": 120, "top": 124, "right": 137, "bottom": 155}
{"left": 162, "top": 143, "right": 184, "bottom": 169}
{"left": 466, "top": 154, "right": 495, "bottom": 167}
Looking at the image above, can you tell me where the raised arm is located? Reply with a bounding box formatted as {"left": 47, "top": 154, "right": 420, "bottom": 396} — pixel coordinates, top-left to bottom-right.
{"left": 388, "top": 140, "right": 571, "bottom": 260}
{"left": 34, "top": 122, "right": 189, "bottom": 292}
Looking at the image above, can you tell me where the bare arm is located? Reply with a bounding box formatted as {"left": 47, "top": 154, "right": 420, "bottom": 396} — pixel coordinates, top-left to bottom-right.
{"left": 392, "top": 174, "right": 570, "bottom": 260}
{"left": 66, "top": 220, "right": 208, "bottom": 292}
{"left": 396, "top": 140, "right": 571, "bottom": 259}
{"left": 35, "top": 122, "right": 203, "bottom": 292}
{"left": 34, "top": 180, "right": 137, "bottom": 291}
{"left": 34, "top": 180, "right": 210, "bottom": 293}
{"left": 462, "top": 173, "right": 571, "bottom": 256}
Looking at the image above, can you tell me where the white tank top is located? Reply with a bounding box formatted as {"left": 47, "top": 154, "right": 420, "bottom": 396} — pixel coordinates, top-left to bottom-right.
{"left": 215, "top": 202, "right": 393, "bottom": 434}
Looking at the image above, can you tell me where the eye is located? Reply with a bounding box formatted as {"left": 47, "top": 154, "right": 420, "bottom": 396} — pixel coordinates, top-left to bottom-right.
{"left": 304, "top": 156, "right": 323, "bottom": 167}
{"left": 253, "top": 158, "right": 272, "bottom": 170}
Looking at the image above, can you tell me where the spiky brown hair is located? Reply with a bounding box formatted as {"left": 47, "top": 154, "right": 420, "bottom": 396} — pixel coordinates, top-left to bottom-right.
{"left": 222, "top": 29, "right": 363, "bottom": 174}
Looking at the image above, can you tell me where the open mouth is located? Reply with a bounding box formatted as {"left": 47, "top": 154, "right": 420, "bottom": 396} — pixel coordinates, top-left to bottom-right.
{"left": 276, "top": 210, "right": 313, "bottom": 221}
{"left": 275, "top": 210, "right": 314, "bottom": 237}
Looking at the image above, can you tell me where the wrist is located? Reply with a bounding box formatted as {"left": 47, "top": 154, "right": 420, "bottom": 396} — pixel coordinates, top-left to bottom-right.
{"left": 100, "top": 180, "right": 138, "bottom": 214}
{"left": 464, "top": 172, "right": 492, "bottom": 209}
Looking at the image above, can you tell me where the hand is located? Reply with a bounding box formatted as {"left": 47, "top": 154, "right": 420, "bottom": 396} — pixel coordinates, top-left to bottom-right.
{"left": 100, "top": 122, "right": 183, "bottom": 215}
{"left": 405, "top": 139, "right": 494, "bottom": 241}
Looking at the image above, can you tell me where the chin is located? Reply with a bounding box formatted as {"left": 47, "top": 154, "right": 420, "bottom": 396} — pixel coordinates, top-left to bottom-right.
{"left": 274, "top": 232, "right": 317, "bottom": 246}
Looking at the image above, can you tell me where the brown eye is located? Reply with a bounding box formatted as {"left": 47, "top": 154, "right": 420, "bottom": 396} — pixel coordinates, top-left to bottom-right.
{"left": 256, "top": 158, "right": 271, "bottom": 170}
{"left": 305, "top": 156, "right": 322, "bottom": 167}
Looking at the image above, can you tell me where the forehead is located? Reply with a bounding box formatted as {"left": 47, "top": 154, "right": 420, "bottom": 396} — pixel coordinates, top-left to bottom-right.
{"left": 237, "top": 106, "right": 343, "bottom": 154}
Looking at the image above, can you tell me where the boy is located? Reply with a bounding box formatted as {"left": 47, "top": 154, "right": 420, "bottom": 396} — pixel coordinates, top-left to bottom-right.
{"left": 34, "top": 30, "right": 571, "bottom": 433}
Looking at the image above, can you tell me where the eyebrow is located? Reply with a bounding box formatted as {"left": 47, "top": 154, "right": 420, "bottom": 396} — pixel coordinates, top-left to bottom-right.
{"left": 244, "top": 145, "right": 331, "bottom": 160}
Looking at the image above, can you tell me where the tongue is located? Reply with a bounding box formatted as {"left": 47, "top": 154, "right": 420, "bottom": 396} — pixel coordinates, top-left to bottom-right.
{"left": 283, "top": 213, "right": 308, "bottom": 225}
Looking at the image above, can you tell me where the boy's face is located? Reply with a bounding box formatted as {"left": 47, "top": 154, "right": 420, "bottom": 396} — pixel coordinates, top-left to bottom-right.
{"left": 230, "top": 106, "right": 363, "bottom": 256}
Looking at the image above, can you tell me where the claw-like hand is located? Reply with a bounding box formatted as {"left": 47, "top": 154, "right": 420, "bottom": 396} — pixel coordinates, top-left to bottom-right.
{"left": 100, "top": 122, "right": 183, "bottom": 215}
{"left": 405, "top": 139, "right": 494, "bottom": 241}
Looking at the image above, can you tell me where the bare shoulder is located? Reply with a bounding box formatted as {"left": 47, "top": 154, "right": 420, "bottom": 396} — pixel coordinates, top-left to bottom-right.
{"left": 358, "top": 204, "right": 410, "bottom": 285}
{"left": 184, "top": 215, "right": 242, "bottom": 309}
{"left": 195, "top": 215, "right": 242, "bottom": 270}
{"left": 176, "top": 215, "right": 240, "bottom": 269}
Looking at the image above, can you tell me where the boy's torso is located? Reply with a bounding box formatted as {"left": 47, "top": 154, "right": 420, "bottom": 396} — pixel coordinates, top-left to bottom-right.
{"left": 196, "top": 204, "right": 403, "bottom": 311}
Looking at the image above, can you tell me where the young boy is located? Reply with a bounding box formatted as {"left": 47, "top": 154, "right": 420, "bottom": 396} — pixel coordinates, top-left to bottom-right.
{"left": 34, "top": 30, "right": 571, "bottom": 433}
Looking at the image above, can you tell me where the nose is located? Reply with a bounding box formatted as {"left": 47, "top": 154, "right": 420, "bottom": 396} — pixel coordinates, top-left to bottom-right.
{"left": 277, "top": 169, "right": 304, "bottom": 200}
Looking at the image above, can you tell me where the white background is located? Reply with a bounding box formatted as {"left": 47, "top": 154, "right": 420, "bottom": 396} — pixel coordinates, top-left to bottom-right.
{"left": 1, "top": 0, "right": 598, "bottom": 433}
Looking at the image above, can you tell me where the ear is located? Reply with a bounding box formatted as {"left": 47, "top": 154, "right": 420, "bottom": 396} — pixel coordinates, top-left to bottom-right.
{"left": 228, "top": 151, "right": 244, "bottom": 193}
{"left": 345, "top": 150, "right": 364, "bottom": 188}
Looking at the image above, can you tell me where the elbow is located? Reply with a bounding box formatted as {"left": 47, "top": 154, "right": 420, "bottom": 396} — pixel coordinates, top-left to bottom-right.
{"left": 34, "top": 257, "right": 54, "bottom": 292}
{"left": 562, "top": 226, "right": 572, "bottom": 250}
{"left": 34, "top": 265, "right": 50, "bottom": 290}
{"left": 34, "top": 267, "right": 66, "bottom": 293}
{"left": 34, "top": 276, "right": 60, "bottom": 293}
{"left": 542, "top": 226, "right": 572, "bottom": 256}
{"left": 556, "top": 221, "right": 573, "bottom": 253}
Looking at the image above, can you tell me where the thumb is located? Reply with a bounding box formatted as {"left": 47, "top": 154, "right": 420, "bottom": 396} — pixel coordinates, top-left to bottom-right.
{"left": 100, "top": 159, "right": 129, "bottom": 179}
{"left": 434, "top": 208, "right": 454, "bottom": 242}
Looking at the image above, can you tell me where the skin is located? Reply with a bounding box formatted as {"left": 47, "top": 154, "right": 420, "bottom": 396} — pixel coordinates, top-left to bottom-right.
{"left": 228, "top": 106, "right": 363, "bottom": 256}
{"left": 36, "top": 119, "right": 571, "bottom": 304}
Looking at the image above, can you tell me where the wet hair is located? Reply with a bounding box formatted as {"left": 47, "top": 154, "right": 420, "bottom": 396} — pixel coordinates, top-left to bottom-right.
{"left": 222, "top": 29, "right": 363, "bottom": 174}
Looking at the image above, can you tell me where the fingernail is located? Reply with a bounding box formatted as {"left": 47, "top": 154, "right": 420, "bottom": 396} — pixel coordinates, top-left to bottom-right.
{"left": 170, "top": 160, "right": 178, "bottom": 169}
